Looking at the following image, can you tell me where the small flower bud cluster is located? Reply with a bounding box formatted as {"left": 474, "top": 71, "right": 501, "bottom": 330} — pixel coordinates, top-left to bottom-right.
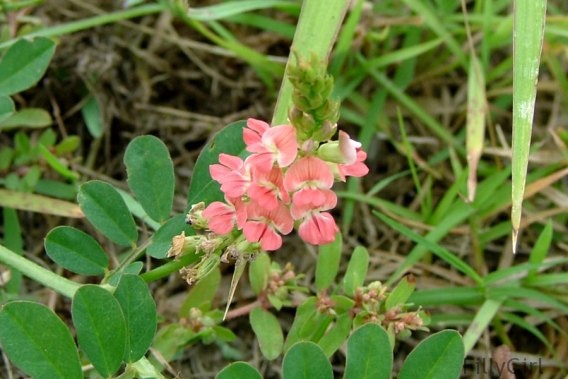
{"left": 353, "top": 281, "right": 428, "bottom": 338}
{"left": 287, "top": 54, "right": 340, "bottom": 141}
{"left": 254, "top": 263, "right": 299, "bottom": 310}
{"left": 201, "top": 118, "right": 368, "bottom": 251}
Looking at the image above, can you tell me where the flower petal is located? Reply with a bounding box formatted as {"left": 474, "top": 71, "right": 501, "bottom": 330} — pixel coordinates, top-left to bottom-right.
{"left": 298, "top": 212, "right": 338, "bottom": 245}
{"left": 203, "top": 202, "right": 236, "bottom": 234}
{"left": 284, "top": 156, "right": 334, "bottom": 193}
{"left": 263, "top": 125, "right": 298, "bottom": 168}
{"left": 244, "top": 118, "right": 269, "bottom": 146}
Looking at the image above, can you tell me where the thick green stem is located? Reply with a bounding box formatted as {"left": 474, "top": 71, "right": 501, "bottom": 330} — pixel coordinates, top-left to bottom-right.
{"left": 0, "top": 244, "right": 81, "bottom": 298}
{"left": 271, "top": 0, "right": 350, "bottom": 125}
{"left": 140, "top": 252, "right": 200, "bottom": 283}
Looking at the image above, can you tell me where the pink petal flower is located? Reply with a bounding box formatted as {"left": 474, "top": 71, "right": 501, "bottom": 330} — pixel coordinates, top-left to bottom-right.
{"left": 246, "top": 125, "right": 298, "bottom": 172}
{"left": 202, "top": 201, "right": 236, "bottom": 235}
{"left": 243, "top": 202, "right": 293, "bottom": 251}
{"left": 283, "top": 156, "right": 334, "bottom": 193}
{"left": 290, "top": 189, "right": 337, "bottom": 219}
{"left": 338, "top": 131, "right": 361, "bottom": 165}
{"left": 243, "top": 221, "right": 283, "bottom": 251}
{"left": 209, "top": 153, "right": 250, "bottom": 197}
{"left": 202, "top": 196, "right": 247, "bottom": 234}
{"left": 247, "top": 166, "right": 289, "bottom": 209}
{"left": 338, "top": 150, "right": 369, "bottom": 180}
{"left": 298, "top": 212, "right": 339, "bottom": 245}
{"left": 244, "top": 118, "right": 269, "bottom": 146}
{"left": 264, "top": 125, "right": 298, "bottom": 168}
{"left": 317, "top": 131, "right": 361, "bottom": 164}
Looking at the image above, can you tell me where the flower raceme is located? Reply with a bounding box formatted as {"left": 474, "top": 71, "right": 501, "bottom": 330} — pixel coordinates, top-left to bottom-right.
{"left": 202, "top": 118, "right": 369, "bottom": 251}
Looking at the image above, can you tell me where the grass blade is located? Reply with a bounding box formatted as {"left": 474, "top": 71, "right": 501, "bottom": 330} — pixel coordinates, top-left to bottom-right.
{"left": 511, "top": 0, "right": 547, "bottom": 252}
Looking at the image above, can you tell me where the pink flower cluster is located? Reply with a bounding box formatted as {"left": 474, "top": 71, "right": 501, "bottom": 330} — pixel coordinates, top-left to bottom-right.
{"left": 202, "top": 118, "right": 369, "bottom": 251}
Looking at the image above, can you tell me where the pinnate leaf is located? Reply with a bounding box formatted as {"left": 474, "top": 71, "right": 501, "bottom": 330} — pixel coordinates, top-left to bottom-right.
{"left": 78, "top": 180, "right": 138, "bottom": 247}
{"left": 216, "top": 362, "right": 263, "bottom": 379}
{"left": 342, "top": 246, "right": 369, "bottom": 296}
{"left": 124, "top": 135, "right": 174, "bottom": 223}
{"left": 282, "top": 341, "right": 333, "bottom": 379}
{"left": 344, "top": 323, "right": 392, "bottom": 379}
{"left": 0, "top": 37, "right": 55, "bottom": 96}
{"left": 114, "top": 274, "right": 157, "bottom": 362}
{"left": 45, "top": 226, "right": 109, "bottom": 275}
{"left": 0, "top": 301, "right": 82, "bottom": 379}
{"left": 250, "top": 307, "right": 283, "bottom": 360}
{"left": 398, "top": 330, "right": 464, "bottom": 379}
{"left": 72, "top": 285, "right": 127, "bottom": 377}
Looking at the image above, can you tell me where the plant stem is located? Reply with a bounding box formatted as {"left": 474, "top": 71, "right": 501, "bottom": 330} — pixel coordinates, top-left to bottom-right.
{"left": 0, "top": 244, "right": 81, "bottom": 298}
{"left": 271, "top": 0, "right": 350, "bottom": 125}
{"left": 140, "top": 252, "right": 200, "bottom": 283}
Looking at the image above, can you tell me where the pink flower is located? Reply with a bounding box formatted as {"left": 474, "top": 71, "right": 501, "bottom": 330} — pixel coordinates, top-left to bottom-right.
{"left": 245, "top": 121, "right": 298, "bottom": 172}
{"left": 317, "top": 131, "right": 361, "bottom": 164}
{"left": 297, "top": 211, "right": 339, "bottom": 245}
{"left": 338, "top": 131, "right": 361, "bottom": 164}
{"left": 284, "top": 156, "right": 336, "bottom": 209}
{"left": 247, "top": 164, "right": 289, "bottom": 210}
{"left": 242, "top": 202, "right": 293, "bottom": 251}
{"left": 244, "top": 118, "right": 269, "bottom": 146}
{"left": 203, "top": 197, "right": 247, "bottom": 235}
{"left": 338, "top": 150, "right": 369, "bottom": 181}
{"left": 209, "top": 154, "right": 250, "bottom": 198}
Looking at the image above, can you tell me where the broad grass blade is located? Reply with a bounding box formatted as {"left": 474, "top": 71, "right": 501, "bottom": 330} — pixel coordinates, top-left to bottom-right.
{"left": 511, "top": 0, "right": 547, "bottom": 252}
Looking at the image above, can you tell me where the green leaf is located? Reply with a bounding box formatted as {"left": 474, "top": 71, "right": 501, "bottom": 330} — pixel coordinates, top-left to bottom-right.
{"left": 344, "top": 323, "right": 392, "bottom": 379}
{"left": 0, "top": 37, "right": 56, "bottom": 96}
{"left": 511, "top": 0, "right": 547, "bottom": 250}
{"left": 216, "top": 362, "right": 263, "bottom": 379}
{"left": 0, "top": 301, "right": 82, "bottom": 379}
{"left": 187, "top": 0, "right": 297, "bottom": 21}
{"left": 81, "top": 95, "right": 104, "bottom": 138}
{"left": 38, "top": 144, "right": 79, "bottom": 181}
{"left": 187, "top": 120, "right": 247, "bottom": 206}
{"left": 124, "top": 135, "right": 174, "bottom": 223}
{"left": 398, "top": 330, "right": 464, "bottom": 379}
{"left": 147, "top": 214, "right": 193, "bottom": 258}
{"left": 54, "top": 135, "right": 81, "bottom": 155}
{"left": 317, "top": 312, "right": 352, "bottom": 357}
{"left": 0, "top": 96, "right": 15, "bottom": 123}
{"left": 342, "top": 246, "right": 369, "bottom": 296}
{"left": 282, "top": 341, "right": 333, "bottom": 379}
{"left": 72, "top": 285, "right": 127, "bottom": 377}
{"left": 250, "top": 307, "right": 284, "bottom": 360}
{"left": 0, "top": 108, "right": 52, "bottom": 130}
{"left": 284, "top": 297, "right": 317, "bottom": 351}
{"left": 114, "top": 274, "right": 157, "bottom": 362}
{"left": 77, "top": 180, "right": 138, "bottom": 247}
{"left": 385, "top": 275, "right": 416, "bottom": 310}
{"left": 315, "top": 232, "right": 342, "bottom": 292}
{"left": 44, "top": 226, "right": 109, "bottom": 275}
{"left": 249, "top": 252, "right": 271, "bottom": 295}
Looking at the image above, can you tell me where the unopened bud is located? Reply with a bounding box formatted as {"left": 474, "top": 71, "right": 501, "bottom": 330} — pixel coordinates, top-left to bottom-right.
{"left": 167, "top": 232, "right": 202, "bottom": 257}
{"left": 186, "top": 202, "right": 208, "bottom": 230}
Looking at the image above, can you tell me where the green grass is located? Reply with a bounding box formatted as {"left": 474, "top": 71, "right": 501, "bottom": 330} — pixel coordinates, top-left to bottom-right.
{"left": 1, "top": 0, "right": 567, "bottom": 376}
